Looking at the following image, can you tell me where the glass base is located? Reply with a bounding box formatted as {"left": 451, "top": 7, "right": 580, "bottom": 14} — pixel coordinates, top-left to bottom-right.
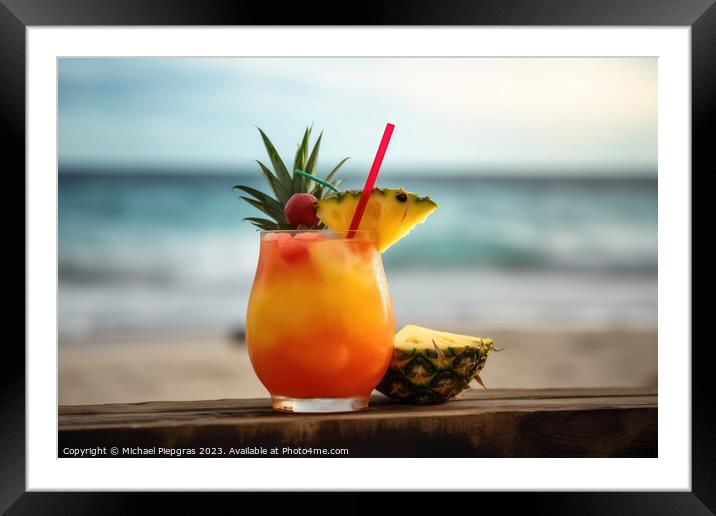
{"left": 271, "top": 395, "right": 369, "bottom": 413}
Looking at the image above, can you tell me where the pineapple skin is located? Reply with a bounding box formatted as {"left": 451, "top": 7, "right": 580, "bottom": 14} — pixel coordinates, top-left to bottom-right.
{"left": 376, "top": 327, "right": 495, "bottom": 404}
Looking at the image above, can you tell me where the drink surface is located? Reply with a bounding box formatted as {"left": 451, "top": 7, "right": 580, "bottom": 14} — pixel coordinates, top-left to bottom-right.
{"left": 246, "top": 231, "right": 395, "bottom": 398}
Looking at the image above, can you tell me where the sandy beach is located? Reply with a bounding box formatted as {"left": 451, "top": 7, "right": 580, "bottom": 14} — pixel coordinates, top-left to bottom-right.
{"left": 59, "top": 327, "right": 657, "bottom": 406}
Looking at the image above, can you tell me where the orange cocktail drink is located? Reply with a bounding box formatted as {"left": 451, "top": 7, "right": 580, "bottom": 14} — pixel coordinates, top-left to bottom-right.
{"left": 246, "top": 230, "right": 394, "bottom": 412}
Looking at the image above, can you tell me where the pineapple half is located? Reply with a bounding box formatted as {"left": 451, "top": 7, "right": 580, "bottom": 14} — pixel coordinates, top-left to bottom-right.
{"left": 376, "top": 325, "right": 496, "bottom": 404}
{"left": 316, "top": 188, "right": 438, "bottom": 252}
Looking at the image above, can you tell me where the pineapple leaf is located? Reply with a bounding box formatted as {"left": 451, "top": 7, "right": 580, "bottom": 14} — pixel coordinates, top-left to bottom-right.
{"left": 257, "top": 127, "right": 293, "bottom": 188}
{"left": 232, "top": 184, "right": 279, "bottom": 205}
{"left": 305, "top": 131, "right": 323, "bottom": 175}
{"left": 256, "top": 160, "right": 289, "bottom": 203}
{"left": 234, "top": 185, "right": 286, "bottom": 222}
{"left": 243, "top": 217, "right": 280, "bottom": 230}
{"left": 299, "top": 131, "right": 323, "bottom": 195}
{"left": 243, "top": 217, "right": 294, "bottom": 231}
{"left": 290, "top": 172, "right": 302, "bottom": 196}
{"left": 292, "top": 128, "right": 319, "bottom": 194}
{"left": 325, "top": 179, "right": 346, "bottom": 197}
{"left": 240, "top": 196, "right": 287, "bottom": 224}
{"left": 234, "top": 127, "right": 347, "bottom": 228}
{"left": 311, "top": 156, "right": 349, "bottom": 198}
{"left": 243, "top": 216, "right": 275, "bottom": 225}
{"left": 324, "top": 156, "right": 349, "bottom": 184}
{"left": 293, "top": 126, "right": 311, "bottom": 176}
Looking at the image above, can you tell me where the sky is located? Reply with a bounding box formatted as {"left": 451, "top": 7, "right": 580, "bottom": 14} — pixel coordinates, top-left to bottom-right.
{"left": 58, "top": 57, "right": 657, "bottom": 176}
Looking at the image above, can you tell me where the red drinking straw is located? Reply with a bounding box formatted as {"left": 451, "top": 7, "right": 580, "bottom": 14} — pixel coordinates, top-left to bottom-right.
{"left": 347, "top": 123, "right": 395, "bottom": 238}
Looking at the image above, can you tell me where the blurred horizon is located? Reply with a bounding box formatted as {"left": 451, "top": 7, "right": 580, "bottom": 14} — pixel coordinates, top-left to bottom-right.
{"left": 58, "top": 57, "right": 657, "bottom": 342}
{"left": 59, "top": 172, "right": 657, "bottom": 339}
{"left": 59, "top": 167, "right": 656, "bottom": 180}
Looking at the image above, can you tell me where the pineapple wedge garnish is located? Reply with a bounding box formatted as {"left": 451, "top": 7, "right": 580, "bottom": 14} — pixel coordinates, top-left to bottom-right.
{"left": 316, "top": 188, "right": 438, "bottom": 252}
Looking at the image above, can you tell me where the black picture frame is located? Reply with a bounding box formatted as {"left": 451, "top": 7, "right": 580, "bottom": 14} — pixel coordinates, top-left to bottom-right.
{"left": 6, "top": 0, "right": 712, "bottom": 512}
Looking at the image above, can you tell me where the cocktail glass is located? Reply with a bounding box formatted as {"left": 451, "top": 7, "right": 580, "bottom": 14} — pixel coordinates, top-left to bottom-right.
{"left": 246, "top": 229, "right": 395, "bottom": 413}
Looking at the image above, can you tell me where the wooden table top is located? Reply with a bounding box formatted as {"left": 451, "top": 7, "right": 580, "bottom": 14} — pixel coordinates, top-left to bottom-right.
{"left": 59, "top": 387, "right": 657, "bottom": 458}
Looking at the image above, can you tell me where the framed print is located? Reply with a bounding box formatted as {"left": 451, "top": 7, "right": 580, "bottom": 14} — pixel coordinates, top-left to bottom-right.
{"left": 6, "top": 0, "right": 712, "bottom": 511}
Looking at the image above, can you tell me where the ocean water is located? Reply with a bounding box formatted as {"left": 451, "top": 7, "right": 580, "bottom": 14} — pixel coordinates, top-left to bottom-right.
{"left": 59, "top": 173, "right": 657, "bottom": 339}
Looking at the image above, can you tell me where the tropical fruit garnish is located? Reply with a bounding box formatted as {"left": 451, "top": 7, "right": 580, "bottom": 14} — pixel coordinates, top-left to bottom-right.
{"left": 233, "top": 127, "right": 348, "bottom": 230}
{"left": 232, "top": 125, "right": 438, "bottom": 252}
{"left": 316, "top": 189, "right": 438, "bottom": 252}
{"left": 284, "top": 193, "right": 319, "bottom": 227}
{"left": 376, "top": 325, "right": 496, "bottom": 404}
